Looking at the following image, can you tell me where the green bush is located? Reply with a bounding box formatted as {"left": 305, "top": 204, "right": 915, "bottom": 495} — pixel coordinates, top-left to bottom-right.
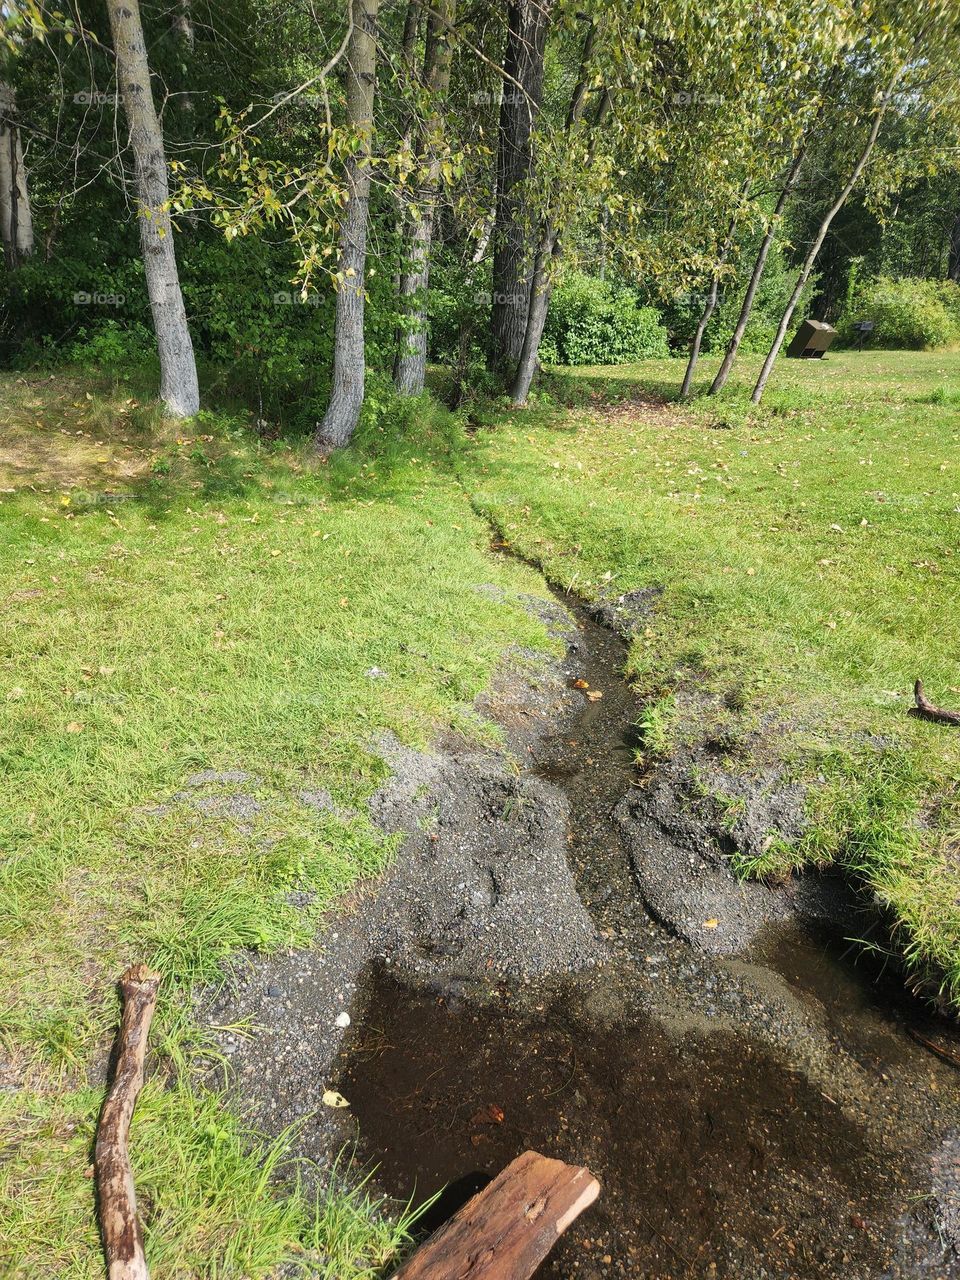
{"left": 840, "top": 276, "right": 960, "bottom": 350}
{"left": 541, "top": 272, "right": 670, "bottom": 366}
{"left": 63, "top": 319, "right": 157, "bottom": 368}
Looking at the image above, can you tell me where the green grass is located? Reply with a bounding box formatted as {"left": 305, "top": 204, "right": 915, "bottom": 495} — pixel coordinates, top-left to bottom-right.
{"left": 0, "top": 369, "right": 555, "bottom": 1276}
{"left": 5, "top": 347, "right": 960, "bottom": 1274}
{"left": 464, "top": 348, "right": 960, "bottom": 1002}
{"left": 0, "top": 1079, "right": 423, "bottom": 1279}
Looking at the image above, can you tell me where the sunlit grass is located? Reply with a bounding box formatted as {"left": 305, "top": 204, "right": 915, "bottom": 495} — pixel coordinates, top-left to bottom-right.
{"left": 0, "top": 368, "right": 555, "bottom": 1276}
{"left": 467, "top": 348, "right": 960, "bottom": 1001}
{"left": 0, "top": 1080, "right": 422, "bottom": 1278}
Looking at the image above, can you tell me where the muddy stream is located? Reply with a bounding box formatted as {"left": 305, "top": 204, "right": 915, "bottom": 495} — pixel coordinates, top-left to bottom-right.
{"left": 204, "top": 589, "right": 960, "bottom": 1279}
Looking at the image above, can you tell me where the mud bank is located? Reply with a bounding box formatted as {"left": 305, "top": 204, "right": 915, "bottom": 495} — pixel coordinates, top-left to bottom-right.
{"left": 201, "top": 586, "right": 960, "bottom": 1279}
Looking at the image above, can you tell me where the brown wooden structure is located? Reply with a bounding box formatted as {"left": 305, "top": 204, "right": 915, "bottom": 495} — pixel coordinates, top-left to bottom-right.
{"left": 391, "top": 1150, "right": 600, "bottom": 1279}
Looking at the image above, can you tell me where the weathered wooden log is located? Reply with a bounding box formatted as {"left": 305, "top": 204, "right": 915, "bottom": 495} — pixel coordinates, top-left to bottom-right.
{"left": 913, "top": 679, "right": 960, "bottom": 726}
{"left": 391, "top": 1150, "right": 600, "bottom": 1280}
{"left": 95, "top": 963, "right": 161, "bottom": 1280}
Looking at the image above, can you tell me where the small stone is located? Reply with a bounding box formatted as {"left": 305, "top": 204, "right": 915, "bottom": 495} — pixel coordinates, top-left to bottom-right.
{"left": 266, "top": 984, "right": 281, "bottom": 997}
{"left": 335, "top": 1011, "right": 351, "bottom": 1028}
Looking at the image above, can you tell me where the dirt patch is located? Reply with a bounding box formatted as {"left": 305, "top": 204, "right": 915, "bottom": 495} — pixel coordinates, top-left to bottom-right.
{"left": 367, "top": 731, "right": 604, "bottom": 985}
{"left": 615, "top": 742, "right": 846, "bottom": 955}
{"left": 585, "top": 585, "right": 662, "bottom": 638}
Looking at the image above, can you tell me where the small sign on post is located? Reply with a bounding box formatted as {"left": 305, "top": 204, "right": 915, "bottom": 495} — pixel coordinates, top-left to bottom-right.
{"left": 853, "top": 320, "right": 875, "bottom": 351}
{"left": 785, "top": 319, "right": 838, "bottom": 359}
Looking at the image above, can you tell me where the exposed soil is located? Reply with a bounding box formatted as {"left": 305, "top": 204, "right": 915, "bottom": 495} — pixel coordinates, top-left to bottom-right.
{"left": 201, "top": 583, "right": 960, "bottom": 1279}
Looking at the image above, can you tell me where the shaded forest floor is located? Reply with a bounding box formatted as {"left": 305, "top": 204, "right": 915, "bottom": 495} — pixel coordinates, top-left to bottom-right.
{"left": 2, "top": 348, "right": 959, "bottom": 1275}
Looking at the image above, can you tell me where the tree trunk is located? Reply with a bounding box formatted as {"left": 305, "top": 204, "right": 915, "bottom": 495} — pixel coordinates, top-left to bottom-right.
{"left": 316, "top": 0, "right": 379, "bottom": 450}
{"left": 751, "top": 83, "right": 897, "bottom": 405}
{"left": 401, "top": 0, "right": 421, "bottom": 66}
{"left": 171, "top": 0, "right": 194, "bottom": 50}
{"left": 510, "top": 29, "right": 601, "bottom": 405}
{"left": 948, "top": 209, "right": 960, "bottom": 283}
{"left": 0, "top": 84, "right": 34, "bottom": 267}
{"left": 107, "top": 0, "right": 199, "bottom": 419}
{"left": 394, "top": 0, "right": 456, "bottom": 396}
{"left": 680, "top": 211, "right": 738, "bottom": 399}
{"left": 489, "top": 0, "right": 552, "bottom": 374}
{"left": 509, "top": 225, "right": 559, "bottom": 404}
{"left": 171, "top": 0, "right": 196, "bottom": 126}
{"left": 707, "top": 145, "right": 807, "bottom": 396}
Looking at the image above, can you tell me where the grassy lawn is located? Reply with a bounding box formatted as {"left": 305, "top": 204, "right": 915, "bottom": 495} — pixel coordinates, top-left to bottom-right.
{"left": 466, "top": 347, "right": 960, "bottom": 1001}
{"left": 0, "top": 372, "right": 554, "bottom": 1277}
{"left": 3, "top": 348, "right": 960, "bottom": 1276}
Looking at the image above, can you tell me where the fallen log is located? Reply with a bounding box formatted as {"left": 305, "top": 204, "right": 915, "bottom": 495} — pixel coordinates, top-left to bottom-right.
{"left": 391, "top": 1150, "right": 599, "bottom": 1280}
{"left": 913, "top": 680, "right": 960, "bottom": 726}
{"left": 95, "top": 963, "right": 161, "bottom": 1280}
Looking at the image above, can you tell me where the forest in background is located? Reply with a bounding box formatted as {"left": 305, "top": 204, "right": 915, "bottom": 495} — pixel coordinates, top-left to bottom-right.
{"left": 1, "top": 0, "right": 959, "bottom": 440}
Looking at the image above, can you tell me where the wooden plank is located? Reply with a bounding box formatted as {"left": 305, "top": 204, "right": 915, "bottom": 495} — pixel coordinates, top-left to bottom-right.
{"left": 391, "top": 1150, "right": 600, "bottom": 1280}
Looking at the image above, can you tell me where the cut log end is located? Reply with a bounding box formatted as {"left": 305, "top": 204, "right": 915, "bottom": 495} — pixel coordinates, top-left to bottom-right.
{"left": 120, "top": 963, "right": 161, "bottom": 993}
{"left": 391, "top": 1150, "right": 600, "bottom": 1280}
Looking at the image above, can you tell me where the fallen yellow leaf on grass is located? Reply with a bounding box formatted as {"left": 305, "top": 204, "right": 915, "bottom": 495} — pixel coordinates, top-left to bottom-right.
{"left": 66, "top": 721, "right": 84, "bottom": 733}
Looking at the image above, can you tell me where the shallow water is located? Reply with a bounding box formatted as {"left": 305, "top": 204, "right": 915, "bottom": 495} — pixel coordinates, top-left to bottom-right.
{"left": 328, "top": 601, "right": 960, "bottom": 1278}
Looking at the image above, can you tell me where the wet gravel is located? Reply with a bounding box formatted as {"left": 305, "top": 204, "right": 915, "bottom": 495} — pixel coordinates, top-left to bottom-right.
{"left": 198, "top": 583, "right": 960, "bottom": 1278}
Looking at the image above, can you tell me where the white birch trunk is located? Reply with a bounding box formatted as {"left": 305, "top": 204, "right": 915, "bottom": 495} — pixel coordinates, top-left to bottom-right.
{"left": 316, "top": 0, "right": 379, "bottom": 450}
{"left": 0, "top": 84, "right": 34, "bottom": 266}
{"left": 394, "top": 0, "right": 456, "bottom": 396}
{"left": 107, "top": 0, "right": 200, "bottom": 419}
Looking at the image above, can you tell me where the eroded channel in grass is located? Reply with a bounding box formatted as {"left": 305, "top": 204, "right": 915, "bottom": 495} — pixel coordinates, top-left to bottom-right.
{"left": 328, "top": 602, "right": 960, "bottom": 1279}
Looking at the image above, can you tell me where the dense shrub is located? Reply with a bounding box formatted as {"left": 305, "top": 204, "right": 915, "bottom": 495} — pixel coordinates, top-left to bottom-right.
{"left": 1, "top": 233, "right": 352, "bottom": 435}
{"left": 839, "top": 276, "right": 960, "bottom": 349}
{"left": 540, "top": 272, "right": 670, "bottom": 365}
